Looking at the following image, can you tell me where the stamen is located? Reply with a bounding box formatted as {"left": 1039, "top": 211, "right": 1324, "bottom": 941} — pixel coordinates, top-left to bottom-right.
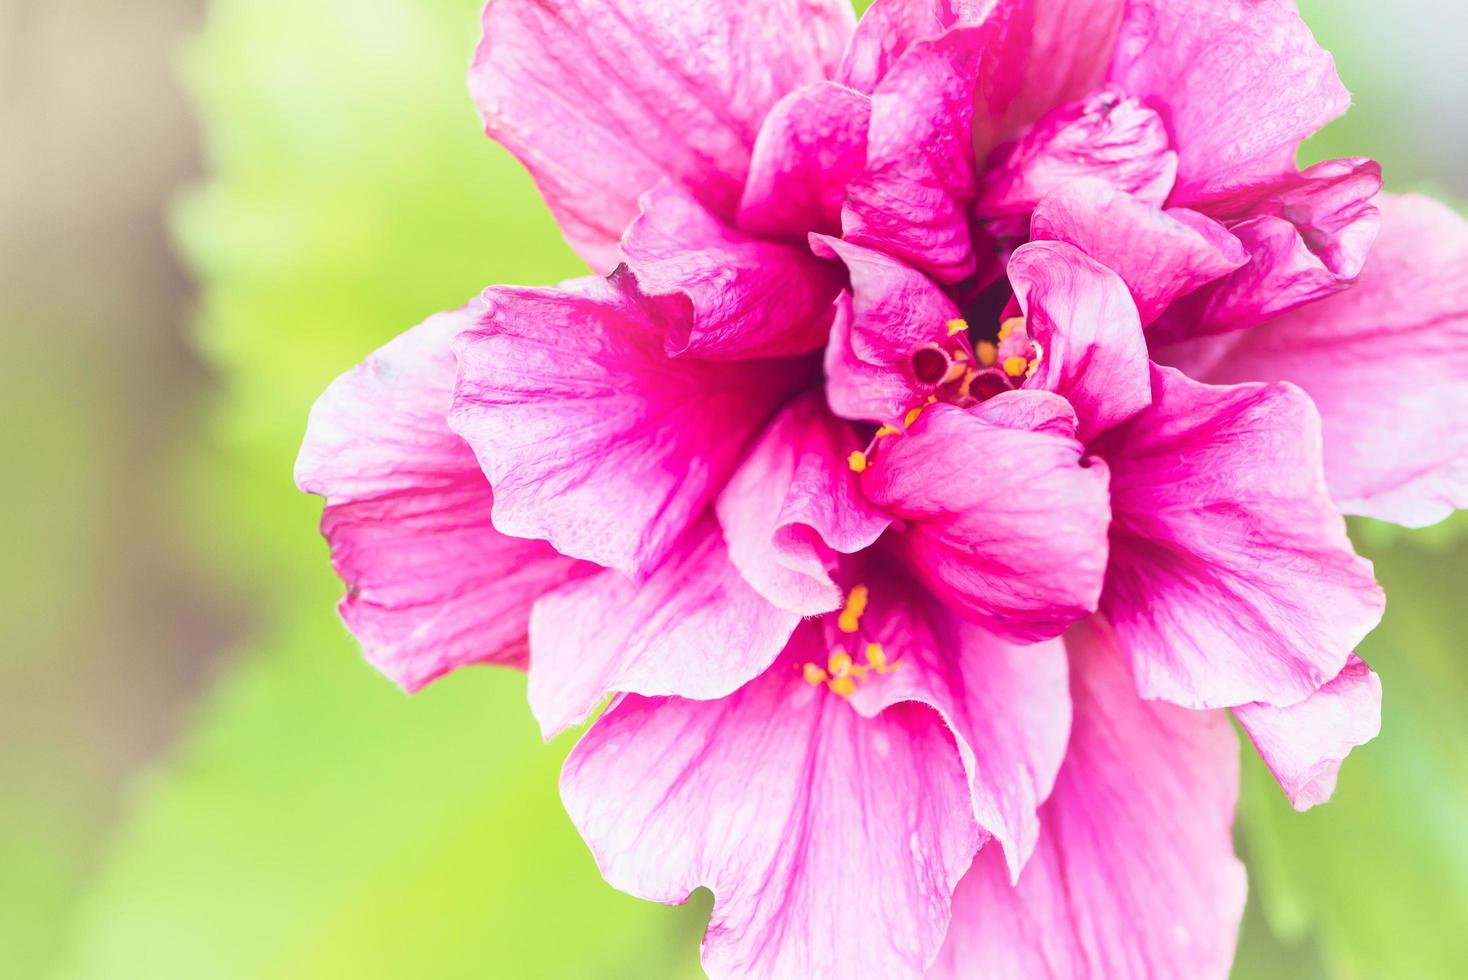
{"left": 1002, "top": 355, "right": 1029, "bottom": 378}
{"left": 837, "top": 584, "right": 869, "bottom": 634}
{"left": 998, "top": 316, "right": 1025, "bottom": 341}
{"left": 946, "top": 317, "right": 969, "bottom": 337}
{"left": 975, "top": 341, "right": 998, "bottom": 367}
{"left": 803, "top": 662, "right": 829, "bottom": 685}
{"left": 847, "top": 450, "right": 868, "bottom": 473}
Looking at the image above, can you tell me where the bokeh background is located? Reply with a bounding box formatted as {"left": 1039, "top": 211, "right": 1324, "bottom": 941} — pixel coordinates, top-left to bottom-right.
{"left": 3, "top": 0, "right": 1465, "bottom": 976}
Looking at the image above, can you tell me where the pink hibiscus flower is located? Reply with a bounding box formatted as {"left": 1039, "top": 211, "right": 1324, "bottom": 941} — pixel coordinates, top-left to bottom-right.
{"left": 297, "top": 0, "right": 1467, "bottom": 976}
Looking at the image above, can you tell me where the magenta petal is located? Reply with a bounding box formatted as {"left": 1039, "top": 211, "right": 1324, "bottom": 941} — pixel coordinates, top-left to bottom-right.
{"left": 449, "top": 275, "right": 809, "bottom": 579}
{"left": 716, "top": 393, "right": 890, "bottom": 616}
{"left": 1157, "top": 158, "right": 1382, "bottom": 339}
{"left": 737, "top": 82, "right": 871, "bottom": 241}
{"left": 1235, "top": 653, "right": 1381, "bottom": 812}
{"left": 1108, "top": 0, "right": 1348, "bottom": 206}
{"left": 561, "top": 632, "right": 979, "bottom": 980}
{"left": 931, "top": 617, "right": 1246, "bottom": 980}
{"left": 1029, "top": 180, "right": 1248, "bottom": 325}
{"left": 843, "top": 26, "right": 987, "bottom": 282}
{"left": 295, "top": 305, "right": 588, "bottom": 691}
{"left": 469, "top": 0, "right": 855, "bottom": 270}
{"left": 863, "top": 402, "right": 1111, "bottom": 641}
{"left": 813, "top": 236, "right": 966, "bottom": 424}
{"left": 622, "top": 182, "right": 842, "bottom": 359}
{"left": 847, "top": 586, "right": 1072, "bottom": 880}
{"left": 1176, "top": 194, "right": 1468, "bottom": 527}
{"left": 527, "top": 517, "right": 799, "bottom": 738}
{"left": 1098, "top": 365, "right": 1384, "bottom": 709}
{"left": 837, "top": 0, "right": 992, "bottom": 94}
{"left": 976, "top": 90, "right": 1177, "bottom": 219}
{"left": 1008, "top": 239, "right": 1150, "bottom": 441}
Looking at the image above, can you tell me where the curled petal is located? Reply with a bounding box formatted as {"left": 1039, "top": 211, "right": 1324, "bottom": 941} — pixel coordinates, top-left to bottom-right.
{"left": 295, "top": 305, "right": 587, "bottom": 690}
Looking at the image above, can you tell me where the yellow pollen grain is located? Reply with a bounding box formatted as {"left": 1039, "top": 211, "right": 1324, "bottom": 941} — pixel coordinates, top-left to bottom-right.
{"left": 829, "top": 674, "right": 857, "bottom": 698}
{"left": 975, "top": 341, "right": 998, "bottom": 367}
{"left": 998, "top": 316, "right": 1025, "bottom": 341}
{"left": 803, "top": 662, "right": 828, "bottom": 685}
{"left": 837, "top": 584, "right": 869, "bottom": 634}
{"left": 828, "top": 650, "right": 854, "bottom": 675}
{"left": 847, "top": 450, "right": 867, "bottom": 473}
{"left": 1003, "top": 355, "right": 1029, "bottom": 377}
{"left": 946, "top": 317, "right": 969, "bottom": 337}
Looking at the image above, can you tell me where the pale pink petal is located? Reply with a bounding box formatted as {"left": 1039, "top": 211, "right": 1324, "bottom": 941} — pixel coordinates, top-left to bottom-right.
{"left": 845, "top": 577, "right": 1072, "bottom": 880}
{"left": 837, "top": 0, "right": 991, "bottom": 94}
{"left": 562, "top": 630, "right": 979, "bottom": 980}
{"left": 622, "top": 182, "right": 842, "bottom": 359}
{"left": 716, "top": 393, "right": 890, "bottom": 616}
{"left": 1008, "top": 239, "right": 1150, "bottom": 441}
{"left": 1029, "top": 180, "right": 1248, "bottom": 325}
{"left": 449, "top": 275, "right": 810, "bottom": 579}
{"left": 862, "top": 402, "right": 1111, "bottom": 641}
{"left": 843, "top": 26, "right": 988, "bottom": 282}
{"left": 526, "top": 517, "right": 799, "bottom": 738}
{"left": 1176, "top": 193, "right": 1468, "bottom": 527}
{"left": 1154, "top": 159, "right": 1382, "bottom": 339}
{"left": 970, "top": 0, "right": 1126, "bottom": 157}
{"left": 737, "top": 82, "right": 871, "bottom": 241}
{"left": 296, "top": 305, "right": 587, "bottom": 691}
{"left": 976, "top": 89, "right": 1176, "bottom": 219}
{"left": 1096, "top": 365, "right": 1384, "bottom": 709}
{"left": 931, "top": 617, "right": 1246, "bottom": 980}
{"left": 469, "top": 0, "right": 855, "bottom": 270}
{"left": 1235, "top": 653, "right": 1381, "bottom": 812}
{"left": 1108, "top": 0, "right": 1348, "bottom": 205}
{"left": 812, "top": 235, "right": 966, "bottom": 424}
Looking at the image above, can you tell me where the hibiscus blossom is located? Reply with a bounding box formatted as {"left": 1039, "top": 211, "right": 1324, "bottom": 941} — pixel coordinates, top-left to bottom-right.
{"left": 297, "top": 0, "right": 1467, "bottom": 976}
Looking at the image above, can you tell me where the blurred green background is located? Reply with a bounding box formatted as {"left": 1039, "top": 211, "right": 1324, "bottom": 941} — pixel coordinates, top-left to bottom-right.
{"left": 2, "top": 0, "right": 1464, "bottom": 977}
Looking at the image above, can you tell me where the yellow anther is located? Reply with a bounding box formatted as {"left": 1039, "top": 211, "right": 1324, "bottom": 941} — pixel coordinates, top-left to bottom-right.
{"left": 828, "top": 650, "right": 855, "bottom": 675}
{"left": 847, "top": 450, "right": 867, "bottom": 473}
{"left": 837, "top": 584, "right": 869, "bottom": 634}
{"left": 829, "top": 674, "right": 857, "bottom": 698}
{"left": 865, "top": 642, "right": 899, "bottom": 674}
{"left": 1002, "top": 355, "right": 1029, "bottom": 377}
{"left": 903, "top": 405, "right": 924, "bottom": 427}
{"left": 803, "top": 662, "right": 829, "bottom": 686}
{"left": 875, "top": 424, "right": 900, "bottom": 438}
{"left": 998, "top": 316, "right": 1026, "bottom": 341}
{"left": 975, "top": 341, "right": 998, "bottom": 367}
{"left": 946, "top": 317, "right": 969, "bottom": 337}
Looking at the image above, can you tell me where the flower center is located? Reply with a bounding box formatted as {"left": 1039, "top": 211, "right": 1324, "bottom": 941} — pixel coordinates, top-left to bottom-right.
{"left": 802, "top": 583, "right": 901, "bottom": 698}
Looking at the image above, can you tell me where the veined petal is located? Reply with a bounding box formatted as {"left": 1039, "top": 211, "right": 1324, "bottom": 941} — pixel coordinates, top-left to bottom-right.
{"left": 716, "top": 393, "right": 891, "bottom": 616}
{"left": 862, "top": 401, "right": 1111, "bottom": 642}
{"left": 1029, "top": 180, "right": 1248, "bottom": 325}
{"left": 527, "top": 517, "right": 799, "bottom": 739}
{"left": 1174, "top": 193, "right": 1468, "bottom": 527}
{"left": 1108, "top": 0, "right": 1349, "bottom": 205}
{"left": 562, "top": 630, "right": 979, "bottom": 980}
{"left": 449, "top": 275, "right": 810, "bottom": 579}
{"left": 1235, "top": 653, "right": 1381, "bottom": 811}
{"left": 1096, "top": 364, "right": 1384, "bottom": 709}
{"left": 295, "top": 305, "right": 587, "bottom": 691}
{"left": 837, "top": 0, "right": 992, "bottom": 94}
{"left": 1008, "top": 239, "right": 1150, "bottom": 441}
{"left": 469, "top": 0, "right": 855, "bottom": 270}
{"left": 931, "top": 617, "right": 1246, "bottom": 980}
{"left": 737, "top": 82, "right": 871, "bottom": 241}
{"left": 622, "top": 182, "right": 842, "bottom": 359}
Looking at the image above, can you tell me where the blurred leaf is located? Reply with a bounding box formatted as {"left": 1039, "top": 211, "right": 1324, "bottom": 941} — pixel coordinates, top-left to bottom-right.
{"left": 1237, "top": 534, "right": 1468, "bottom": 977}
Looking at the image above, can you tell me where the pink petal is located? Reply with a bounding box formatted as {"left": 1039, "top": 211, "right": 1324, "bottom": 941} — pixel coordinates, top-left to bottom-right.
{"left": 1008, "top": 239, "right": 1150, "bottom": 441}
{"left": 1108, "top": 0, "right": 1348, "bottom": 206}
{"left": 1174, "top": 193, "right": 1468, "bottom": 527}
{"left": 842, "top": 25, "right": 988, "bottom": 282}
{"left": 812, "top": 236, "right": 966, "bottom": 424}
{"left": 969, "top": 0, "right": 1126, "bottom": 157}
{"left": 862, "top": 402, "right": 1112, "bottom": 642}
{"left": 845, "top": 577, "right": 1072, "bottom": 880}
{"left": 562, "top": 630, "right": 979, "bottom": 980}
{"left": 931, "top": 617, "right": 1246, "bottom": 980}
{"left": 527, "top": 517, "right": 799, "bottom": 739}
{"left": 449, "top": 274, "right": 810, "bottom": 579}
{"left": 1029, "top": 180, "right": 1248, "bottom": 325}
{"left": 976, "top": 89, "right": 1177, "bottom": 219}
{"left": 295, "top": 305, "right": 588, "bottom": 691}
{"left": 715, "top": 393, "right": 890, "bottom": 616}
{"left": 1096, "top": 364, "right": 1384, "bottom": 709}
{"left": 737, "top": 82, "right": 871, "bottom": 241}
{"left": 1235, "top": 653, "right": 1381, "bottom": 812}
{"left": 469, "top": 0, "right": 855, "bottom": 271}
{"left": 837, "top": 0, "right": 991, "bottom": 94}
{"left": 1154, "top": 158, "right": 1382, "bottom": 339}
{"left": 622, "top": 182, "right": 842, "bottom": 359}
